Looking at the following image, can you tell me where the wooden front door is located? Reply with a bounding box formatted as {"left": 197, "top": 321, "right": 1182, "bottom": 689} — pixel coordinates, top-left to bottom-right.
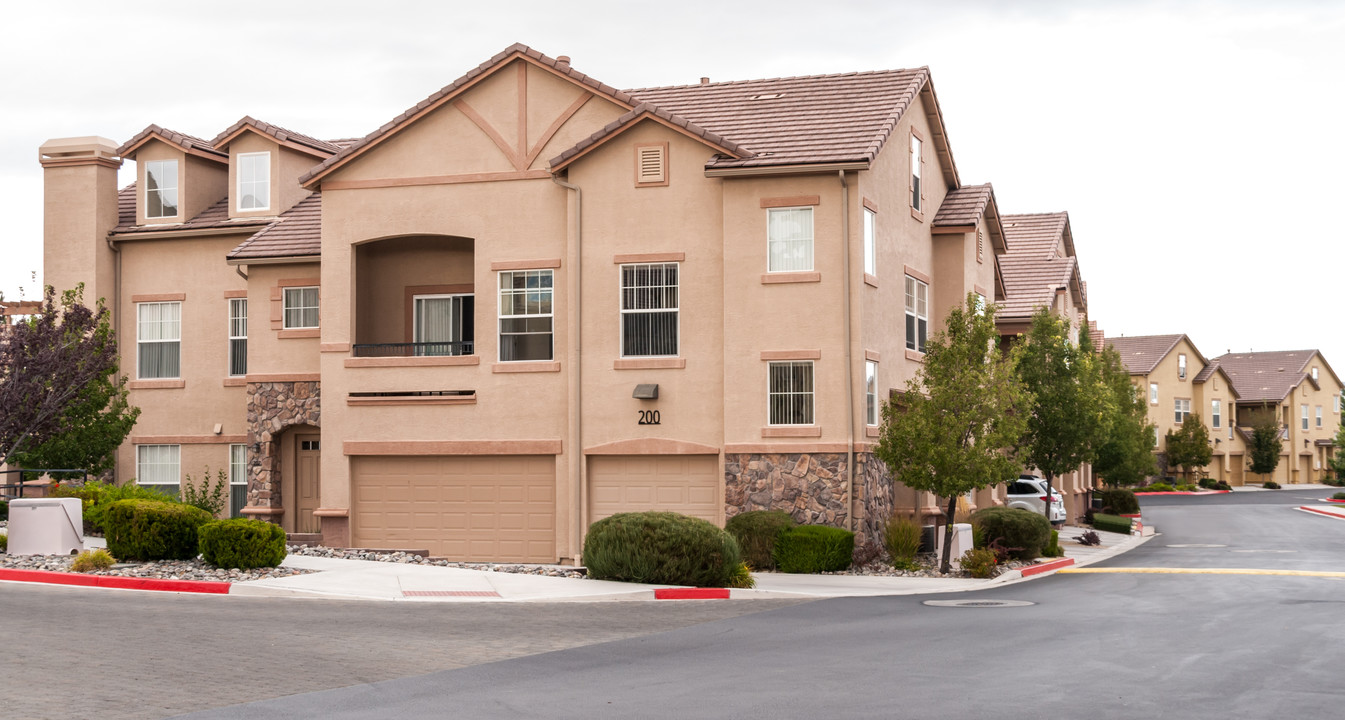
{"left": 295, "top": 435, "right": 321, "bottom": 533}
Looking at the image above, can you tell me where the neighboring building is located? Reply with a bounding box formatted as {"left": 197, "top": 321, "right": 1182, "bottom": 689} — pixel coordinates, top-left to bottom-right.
{"left": 43, "top": 44, "right": 1018, "bottom": 561}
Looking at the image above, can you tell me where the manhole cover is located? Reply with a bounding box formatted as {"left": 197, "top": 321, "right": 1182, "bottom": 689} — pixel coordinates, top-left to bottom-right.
{"left": 923, "top": 599, "right": 1035, "bottom": 608}
{"left": 1166, "top": 544, "right": 1227, "bottom": 548}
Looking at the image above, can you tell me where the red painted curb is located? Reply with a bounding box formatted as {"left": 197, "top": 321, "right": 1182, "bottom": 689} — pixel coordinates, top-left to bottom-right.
{"left": 1325, "top": 498, "right": 1345, "bottom": 504}
{"left": 1021, "top": 558, "right": 1075, "bottom": 577}
{"left": 654, "top": 588, "right": 730, "bottom": 600}
{"left": 0, "top": 568, "right": 232, "bottom": 594}
{"left": 1133, "top": 490, "right": 1230, "bottom": 496}
{"left": 1300, "top": 506, "right": 1345, "bottom": 520}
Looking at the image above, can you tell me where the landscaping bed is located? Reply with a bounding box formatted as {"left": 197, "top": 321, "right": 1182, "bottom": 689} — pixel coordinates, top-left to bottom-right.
{"left": 0, "top": 552, "right": 313, "bottom": 583}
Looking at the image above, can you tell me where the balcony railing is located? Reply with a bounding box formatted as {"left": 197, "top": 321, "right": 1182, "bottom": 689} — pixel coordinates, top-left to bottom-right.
{"left": 352, "top": 342, "right": 474, "bottom": 358}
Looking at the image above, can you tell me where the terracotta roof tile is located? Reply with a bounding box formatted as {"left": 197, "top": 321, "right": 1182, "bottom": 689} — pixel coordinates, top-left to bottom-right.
{"left": 1088, "top": 321, "right": 1104, "bottom": 350}
{"left": 227, "top": 193, "right": 322, "bottom": 260}
{"left": 117, "top": 182, "right": 135, "bottom": 226}
{"left": 1105, "top": 334, "right": 1185, "bottom": 375}
{"left": 110, "top": 196, "right": 273, "bottom": 237}
{"left": 932, "top": 184, "right": 993, "bottom": 226}
{"left": 210, "top": 116, "right": 341, "bottom": 156}
{"left": 116, "top": 124, "right": 226, "bottom": 161}
{"left": 1215, "top": 350, "right": 1322, "bottom": 404}
{"left": 549, "top": 103, "right": 751, "bottom": 169}
{"left": 997, "top": 212, "right": 1082, "bottom": 320}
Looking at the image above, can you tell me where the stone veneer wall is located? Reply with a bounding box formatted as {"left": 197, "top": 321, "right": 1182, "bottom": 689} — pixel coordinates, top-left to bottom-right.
{"left": 855, "top": 452, "right": 893, "bottom": 549}
{"left": 245, "top": 381, "right": 320, "bottom": 515}
{"left": 725, "top": 452, "right": 893, "bottom": 550}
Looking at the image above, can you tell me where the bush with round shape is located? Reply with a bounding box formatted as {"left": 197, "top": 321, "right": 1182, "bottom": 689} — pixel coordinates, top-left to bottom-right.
{"left": 104, "top": 499, "right": 213, "bottom": 561}
{"left": 1332, "top": 491, "right": 1345, "bottom": 501}
{"left": 1262, "top": 481, "right": 1281, "bottom": 489}
{"left": 583, "top": 511, "right": 745, "bottom": 588}
{"left": 70, "top": 548, "right": 116, "bottom": 572}
{"left": 960, "top": 547, "right": 999, "bottom": 578}
{"left": 52, "top": 481, "right": 178, "bottom": 534}
{"left": 1096, "top": 488, "right": 1140, "bottom": 514}
{"left": 773, "top": 525, "right": 854, "bottom": 573}
{"left": 725, "top": 510, "right": 795, "bottom": 571}
{"left": 969, "top": 507, "right": 1052, "bottom": 561}
{"left": 198, "top": 518, "right": 288, "bottom": 569}
{"left": 1092, "top": 513, "right": 1134, "bottom": 534}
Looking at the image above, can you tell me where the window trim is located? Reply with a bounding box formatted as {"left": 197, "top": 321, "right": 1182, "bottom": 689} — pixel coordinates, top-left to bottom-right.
{"left": 1150, "top": 383, "right": 1159, "bottom": 405}
{"left": 1178, "top": 353, "right": 1187, "bottom": 380}
{"left": 1316, "top": 405, "right": 1323, "bottom": 428}
{"left": 1211, "top": 399, "right": 1221, "bottom": 429}
{"left": 136, "top": 444, "right": 181, "bottom": 491}
{"left": 766, "top": 206, "right": 815, "bottom": 273}
{"left": 282, "top": 286, "right": 320, "bottom": 330}
{"left": 137, "top": 300, "right": 182, "bottom": 380}
{"left": 767, "top": 360, "right": 815, "bottom": 427}
{"left": 863, "top": 207, "right": 877, "bottom": 276}
{"left": 1174, "top": 397, "right": 1191, "bottom": 424}
{"left": 865, "top": 360, "right": 878, "bottom": 426}
{"left": 497, "top": 268, "right": 555, "bottom": 363}
{"left": 904, "top": 275, "right": 929, "bottom": 354}
{"left": 228, "top": 297, "right": 247, "bottom": 377}
{"left": 619, "top": 261, "right": 680, "bottom": 359}
{"left": 413, "top": 292, "right": 475, "bottom": 356}
{"left": 236, "top": 151, "right": 271, "bottom": 212}
{"left": 909, "top": 129, "right": 925, "bottom": 216}
{"left": 144, "top": 159, "right": 180, "bottom": 219}
{"left": 1302, "top": 404, "right": 1310, "bottom": 430}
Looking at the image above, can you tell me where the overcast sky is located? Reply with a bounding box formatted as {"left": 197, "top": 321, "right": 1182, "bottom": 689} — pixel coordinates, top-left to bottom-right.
{"left": 2, "top": 0, "right": 1341, "bottom": 369}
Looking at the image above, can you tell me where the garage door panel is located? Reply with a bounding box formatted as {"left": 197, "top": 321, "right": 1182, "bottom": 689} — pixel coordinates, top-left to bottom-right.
{"left": 589, "top": 455, "right": 719, "bottom": 525}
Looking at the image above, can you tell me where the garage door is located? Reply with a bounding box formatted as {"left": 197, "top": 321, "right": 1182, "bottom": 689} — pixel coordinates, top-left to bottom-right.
{"left": 588, "top": 454, "right": 719, "bottom": 525}
{"left": 351, "top": 455, "right": 555, "bottom": 562}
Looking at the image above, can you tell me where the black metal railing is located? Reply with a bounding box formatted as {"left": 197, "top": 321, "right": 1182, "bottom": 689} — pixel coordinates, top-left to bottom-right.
{"left": 352, "top": 341, "right": 474, "bottom": 358}
{"left": 1, "top": 468, "right": 90, "bottom": 501}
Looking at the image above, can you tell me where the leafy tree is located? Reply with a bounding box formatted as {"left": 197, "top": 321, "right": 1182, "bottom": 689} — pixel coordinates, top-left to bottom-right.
{"left": 875, "top": 294, "right": 1029, "bottom": 573}
{"left": 1329, "top": 423, "right": 1345, "bottom": 482}
{"left": 1164, "top": 413, "right": 1213, "bottom": 482}
{"left": 1013, "top": 308, "right": 1106, "bottom": 518}
{"left": 1248, "top": 417, "right": 1283, "bottom": 482}
{"left": 1092, "top": 346, "right": 1158, "bottom": 486}
{"left": 0, "top": 285, "right": 138, "bottom": 473}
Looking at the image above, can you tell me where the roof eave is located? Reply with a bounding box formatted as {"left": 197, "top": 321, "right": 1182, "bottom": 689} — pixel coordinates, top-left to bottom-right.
{"left": 705, "top": 161, "right": 869, "bottom": 178}
{"left": 226, "top": 254, "right": 322, "bottom": 266}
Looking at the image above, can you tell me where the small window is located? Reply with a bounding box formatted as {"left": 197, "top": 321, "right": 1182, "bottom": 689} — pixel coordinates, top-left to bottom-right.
{"left": 1335, "top": 394, "right": 1340, "bottom": 414}
{"left": 620, "top": 263, "right": 678, "bottom": 357}
{"left": 1313, "top": 367, "right": 1319, "bottom": 382}
{"left": 905, "top": 276, "right": 928, "bottom": 353}
{"left": 229, "top": 444, "right": 247, "bottom": 518}
{"left": 1316, "top": 406, "right": 1323, "bottom": 428}
{"left": 910, "top": 134, "right": 923, "bottom": 212}
{"left": 865, "top": 360, "right": 878, "bottom": 426}
{"left": 863, "top": 208, "right": 877, "bottom": 276}
{"left": 1150, "top": 383, "right": 1159, "bottom": 405}
{"left": 145, "top": 159, "right": 179, "bottom": 219}
{"left": 498, "top": 269, "right": 554, "bottom": 361}
{"left": 1174, "top": 398, "right": 1191, "bottom": 424}
{"left": 228, "top": 298, "right": 247, "bottom": 376}
{"left": 283, "top": 287, "right": 319, "bottom": 329}
{"left": 635, "top": 144, "right": 667, "bottom": 186}
{"left": 237, "top": 152, "right": 270, "bottom": 211}
{"left": 137, "top": 444, "right": 181, "bottom": 497}
{"left": 1302, "top": 404, "right": 1309, "bottom": 430}
{"left": 767, "top": 207, "right": 814, "bottom": 272}
{"left": 138, "top": 301, "right": 181, "bottom": 379}
{"left": 1211, "top": 399, "right": 1221, "bottom": 429}
{"left": 768, "top": 360, "right": 814, "bottom": 426}
{"left": 1178, "top": 353, "right": 1187, "bottom": 380}
{"left": 301, "top": 440, "right": 321, "bottom": 451}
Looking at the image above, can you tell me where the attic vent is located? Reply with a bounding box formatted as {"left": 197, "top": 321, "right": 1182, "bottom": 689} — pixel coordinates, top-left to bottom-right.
{"left": 749, "top": 93, "right": 786, "bottom": 100}
{"left": 976, "top": 229, "right": 984, "bottom": 263}
{"left": 635, "top": 143, "right": 667, "bottom": 186}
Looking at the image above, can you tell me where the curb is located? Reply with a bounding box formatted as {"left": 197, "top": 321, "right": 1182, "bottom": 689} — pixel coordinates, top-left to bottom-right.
{"left": 654, "top": 588, "right": 730, "bottom": 600}
{"left": 1133, "top": 490, "right": 1230, "bottom": 496}
{"left": 1020, "top": 557, "right": 1075, "bottom": 577}
{"left": 1298, "top": 506, "right": 1345, "bottom": 520}
{"left": 0, "top": 568, "right": 232, "bottom": 594}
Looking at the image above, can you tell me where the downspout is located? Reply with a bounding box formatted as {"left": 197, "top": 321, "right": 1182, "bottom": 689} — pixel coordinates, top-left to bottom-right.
{"left": 235, "top": 264, "right": 248, "bottom": 281}
{"left": 839, "top": 170, "right": 856, "bottom": 534}
{"left": 105, "top": 234, "right": 121, "bottom": 483}
{"left": 552, "top": 174, "right": 583, "bottom": 564}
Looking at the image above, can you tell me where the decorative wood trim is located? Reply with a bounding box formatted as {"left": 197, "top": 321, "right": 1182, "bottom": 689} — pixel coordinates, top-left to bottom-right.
{"left": 903, "top": 265, "right": 932, "bottom": 284}
{"left": 760, "top": 350, "right": 821, "bottom": 361}
{"left": 762, "top": 426, "right": 823, "bottom": 438}
{"left": 905, "top": 349, "right": 925, "bottom": 362}
{"left": 244, "top": 373, "right": 320, "bottom": 383}
{"left": 761, "top": 271, "right": 821, "bottom": 284}
{"left": 343, "top": 440, "right": 563, "bottom": 456}
{"left": 490, "top": 258, "right": 561, "bottom": 271}
{"left": 131, "top": 435, "right": 247, "bottom": 444}
{"left": 223, "top": 290, "right": 247, "bottom": 299}
{"left": 862, "top": 197, "right": 878, "bottom": 212}
{"left": 865, "top": 349, "right": 881, "bottom": 362}
{"left": 863, "top": 273, "right": 879, "bottom": 288}
{"left": 278, "top": 328, "right": 320, "bottom": 339}
{"left": 321, "top": 170, "right": 553, "bottom": 191}
{"left": 312, "top": 508, "right": 349, "bottom": 518}
{"left": 725, "top": 442, "right": 849, "bottom": 454}
{"left": 131, "top": 293, "right": 185, "bottom": 303}
{"left": 525, "top": 94, "right": 593, "bottom": 167}
{"left": 346, "top": 395, "right": 477, "bottom": 407}
{"left": 320, "top": 342, "right": 351, "bottom": 353}
{"left": 222, "top": 377, "right": 247, "bottom": 387}
{"left": 760, "top": 195, "right": 820, "bottom": 209}
{"left": 492, "top": 361, "right": 561, "bottom": 373}
{"left": 517, "top": 62, "right": 528, "bottom": 169}
{"left": 585, "top": 438, "right": 720, "bottom": 455}
{"left": 454, "top": 98, "right": 525, "bottom": 171}
{"left": 345, "top": 355, "right": 481, "bottom": 368}
{"left": 614, "top": 358, "right": 685, "bottom": 370}
{"left": 614, "top": 252, "right": 685, "bottom": 264}
{"left": 129, "top": 379, "right": 185, "bottom": 390}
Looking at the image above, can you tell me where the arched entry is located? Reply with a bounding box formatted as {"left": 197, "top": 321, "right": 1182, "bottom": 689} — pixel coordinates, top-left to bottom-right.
{"left": 278, "top": 424, "right": 321, "bottom": 534}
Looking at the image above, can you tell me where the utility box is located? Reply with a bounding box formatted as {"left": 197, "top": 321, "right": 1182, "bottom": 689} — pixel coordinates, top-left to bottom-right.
{"left": 934, "top": 523, "right": 974, "bottom": 567}
{"left": 6, "top": 498, "right": 84, "bottom": 556}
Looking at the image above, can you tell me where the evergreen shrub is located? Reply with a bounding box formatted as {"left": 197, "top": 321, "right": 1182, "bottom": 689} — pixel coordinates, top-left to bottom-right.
{"left": 104, "top": 499, "right": 213, "bottom": 561}
{"left": 1096, "top": 488, "right": 1140, "bottom": 515}
{"left": 773, "top": 525, "right": 854, "bottom": 573}
{"left": 583, "top": 511, "right": 747, "bottom": 588}
{"left": 1262, "top": 481, "right": 1281, "bottom": 489}
{"left": 52, "top": 481, "right": 177, "bottom": 534}
{"left": 725, "top": 510, "right": 796, "bottom": 571}
{"left": 1092, "top": 513, "right": 1134, "bottom": 534}
{"left": 198, "top": 518, "right": 288, "bottom": 569}
{"left": 969, "top": 507, "right": 1052, "bottom": 560}
{"left": 960, "top": 547, "right": 999, "bottom": 578}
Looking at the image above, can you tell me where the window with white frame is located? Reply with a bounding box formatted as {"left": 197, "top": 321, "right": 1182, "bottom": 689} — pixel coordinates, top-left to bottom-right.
{"left": 137, "top": 444, "right": 181, "bottom": 496}
{"left": 414, "top": 294, "right": 474, "bottom": 356}
{"left": 865, "top": 360, "right": 878, "bottom": 426}
{"left": 1174, "top": 398, "right": 1191, "bottom": 424}
{"left": 283, "top": 287, "right": 319, "bottom": 329}
{"left": 768, "top": 361, "right": 814, "bottom": 425}
{"left": 620, "top": 263, "right": 678, "bottom": 357}
{"left": 137, "top": 301, "right": 181, "bottom": 379}
{"left": 1150, "top": 383, "right": 1159, "bottom": 405}
{"left": 863, "top": 208, "right": 876, "bottom": 276}
{"left": 1302, "top": 404, "right": 1309, "bottom": 430}
{"left": 1317, "top": 405, "right": 1323, "bottom": 428}
{"left": 767, "top": 207, "right": 813, "bottom": 272}
{"left": 1178, "top": 353, "right": 1187, "bottom": 380}
{"left": 228, "top": 298, "right": 247, "bottom": 376}
{"left": 1335, "top": 394, "right": 1340, "bottom": 414}
{"left": 229, "top": 443, "right": 247, "bottom": 518}
{"left": 910, "top": 134, "right": 923, "bottom": 212}
{"left": 498, "top": 269, "right": 553, "bottom": 361}
{"left": 237, "top": 152, "right": 270, "bottom": 211}
{"left": 905, "top": 276, "right": 928, "bottom": 353}
{"left": 1313, "top": 367, "right": 1319, "bottom": 382}
{"left": 1211, "top": 399, "right": 1221, "bottom": 429}
{"left": 145, "top": 159, "right": 179, "bottom": 218}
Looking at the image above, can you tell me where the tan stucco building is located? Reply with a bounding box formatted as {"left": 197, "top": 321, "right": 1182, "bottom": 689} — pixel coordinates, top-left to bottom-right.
{"left": 43, "top": 44, "right": 1037, "bottom": 561}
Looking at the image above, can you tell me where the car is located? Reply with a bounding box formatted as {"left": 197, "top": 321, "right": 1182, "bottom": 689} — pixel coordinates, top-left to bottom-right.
{"left": 1006, "top": 475, "right": 1066, "bottom": 526}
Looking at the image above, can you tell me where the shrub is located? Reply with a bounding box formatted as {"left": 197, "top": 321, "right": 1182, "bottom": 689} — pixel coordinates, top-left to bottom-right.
{"left": 52, "top": 481, "right": 177, "bottom": 534}
{"left": 1262, "top": 480, "right": 1281, "bottom": 489}
{"left": 0, "top": 533, "right": 6, "bottom": 552}
{"left": 884, "top": 516, "right": 923, "bottom": 570}
{"left": 969, "top": 507, "right": 1052, "bottom": 560}
{"left": 181, "top": 468, "right": 230, "bottom": 517}
{"left": 1175, "top": 483, "right": 1199, "bottom": 492}
{"left": 1078, "top": 530, "right": 1101, "bottom": 546}
{"left": 104, "top": 499, "right": 213, "bottom": 561}
{"left": 1332, "top": 491, "right": 1345, "bottom": 501}
{"left": 726, "top": 561, "right": 755, "bottom": 589}
{"left": 960, "top": 547, "right": 999, "bottom": 578}
{"left": 1092, "top": 513, "right": 1133, "bottom": 534}
{"left": 725, "top": 510, "right": 795, "bottom": 571}
{"left": 584, "top": 512, "right": 744, "bottom": 588}
{"left": 1145, "top": 482, "right": 1174, "bottom": 492}
{"left": 773, "top": 525, "right": 855, "bottom": 573}
{"left": 1041, "top": 530, "right": 1065, "bottom": 558}
{"left": 1198, "top": 478, "right": 1216, "bottom": 489}
{"left": 70, "top": 548, "right": 116, "bottom": 572}
{"left": 198, "top": 518, "right": 288, "bottom": 569}
{"left": 851, "top": 542, "right": 882, "bottom": 568}
{"left": 1214, "top": 481, "right": 1232, "bottom": 491}
{"left": 1096, "top": 488, "right": 1140, "bottom": 515}
{"left": 0, "top": 499, "right": 7, "bottom": 521}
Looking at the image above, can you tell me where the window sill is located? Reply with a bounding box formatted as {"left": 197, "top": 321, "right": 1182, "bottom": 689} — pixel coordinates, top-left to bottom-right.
{"left": 345, "top": 356, "right": 481, "bottom": 368}
{"left": 904, "top": 349, "right": 925, "bottom": 362}
{"left": 614, "top": 358, "right": 686, "bottom": 370}
{"left": 863, "top": 273, "right": 878, "bottom": 288}
{"left": 761, "top": 272, "right": 821, "bottom": 284}
{"left": 762, "top": 426, "right": 822, "bottom": 438}
{"left": 492, "top": 361, "right": 561, "bottom": 373}
{"left": 223, "top": 377, "right": 247, "bottom": 387}
{"left": 865, "top": 426, "right": 880, "bottom": 438}
{"left": 129, "top": 379, "right": 185, "bottom": 390}
{"left": 910, "top": 207, "right": 925, "bottom": 222}
{"left": 279, "top": 328, "right": 320, "bottom": 339}
{"left": 346, "top": 395, "right": 477, "bottom": 406}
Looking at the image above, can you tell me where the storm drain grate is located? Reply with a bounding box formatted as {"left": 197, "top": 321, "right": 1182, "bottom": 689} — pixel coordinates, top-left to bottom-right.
{"left": 923, "top": 599, "right": 1035, "bottom": 608}
{"left": 403, "top": 590, "right": 501, "bottom": 597}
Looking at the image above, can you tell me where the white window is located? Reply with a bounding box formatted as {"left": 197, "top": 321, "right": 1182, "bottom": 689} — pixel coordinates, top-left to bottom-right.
{"left": 863, "top": 208, "right": 876, "bottom": 276}
{"left": 769, "top": 361, "right": 814, "bottom": 426}
{"left": 228, "top": 298, "right": 247, "bottom": 376}
{"left": 620, "top": 262, "right": 678, "bottom": 357}
{"left": 144, "top": 159, "right": 179, "bottom": 218}
{"left": 1313, "top": 367, "right": 1319, "bottom": 382}
{"left": 1335, "top": 394, "right": 1340, "bottom": 414}
{"left": 1317, "top": 406, "right": 1323, "bottom": 428}
{"left": 1174, "top": 398, "right": 1191, "bottom": 424}
{"left": 283, "top": 287, "right": 319, "bottom": 329}
{"left": 905, "top": 276, "right": 928, "bottom": 353}
{"left": 1150, "top": 383, "right": 1159, "bottom": 405}
{"left": 1302, "top": 404, "right": 1310, "bottom": 430}
{"left": 237, "top": 152, "right": 270, "bottom": 211}
{"left": 498, "top": 269, "right": 553, "bottom": 361}
{"left": 910, "top": 134, "right": 923, "bottom": 212}
{"left": 414, "top": 294, "right": 474, "bottom": 356}
{"left": 137, "top": 444, "right": 181, "bottom": 496}
{"left": 865, "top": 360, "right": 878, "bottom": 426}
{"left": 137, "top": 301, "right": 181, "bottom": 379}
{"left": 974, "top": 293, "right": 987, "bottom": 316}
{"left": 1178, "top": 353, "right": 1187, "bottom": 380}
{"left": 229, "top": 443, "right": 247, "bottom": 518}
{"left": 767, "top": 207, "right": 813, "bottom": 272}
{"left": 1211, "top": 399, "right": 1221, "bottom": 429}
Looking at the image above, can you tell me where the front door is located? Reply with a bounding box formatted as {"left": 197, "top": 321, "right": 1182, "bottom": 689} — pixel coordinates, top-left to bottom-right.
{"left": 295, "top": 435, "right": 321, "bottom": 533}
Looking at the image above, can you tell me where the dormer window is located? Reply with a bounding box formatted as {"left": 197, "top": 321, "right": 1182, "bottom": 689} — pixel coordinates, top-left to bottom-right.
{"left": 1178, "top": 353, "right": 1187, "bottom": 380}
{"left": 237, "top": 152, "right": 270, "bottom": 211}
{"left": 145, "top": 160, "right": 179, "bottom": 218}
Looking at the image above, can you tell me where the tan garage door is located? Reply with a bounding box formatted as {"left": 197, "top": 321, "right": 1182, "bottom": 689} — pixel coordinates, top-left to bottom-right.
{"left": 351, "top": 455, "right": 555, "bottom": 562}
{"left": 588, "top": 454, "right": 719, "bottom": 525}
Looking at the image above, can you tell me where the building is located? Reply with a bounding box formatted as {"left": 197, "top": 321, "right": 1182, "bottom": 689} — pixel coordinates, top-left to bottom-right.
{"left": 44, "top": 44, "right": 1027, "bottom": 561}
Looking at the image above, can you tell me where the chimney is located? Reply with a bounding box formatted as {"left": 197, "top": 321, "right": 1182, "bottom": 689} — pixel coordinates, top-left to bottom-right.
{"left": 700, "top": 77, "right": 710, "bottom": 85}
{"left": 40, "top": 137, "right": 122, "bottom": 310}
{"left": 556, "top": 55, "right": 571, "bottom": 68}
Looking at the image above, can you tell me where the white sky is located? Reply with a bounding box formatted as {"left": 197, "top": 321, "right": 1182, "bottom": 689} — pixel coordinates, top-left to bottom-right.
{"left": 2, "top": 0, "right": 1341, "bottom": 368}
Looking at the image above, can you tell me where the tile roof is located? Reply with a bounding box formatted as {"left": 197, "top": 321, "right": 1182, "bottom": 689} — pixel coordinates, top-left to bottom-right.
{"left": 1105, "top": 334, "right": 1185, "bottom": 375}
{"left": 210, "top": 117, "right": 342, "bottom": 156}
{"left": 932, "top": 184, "right": 994, "bottom": 227}
{"left": 1087, "top": 320, "right": 1104, "bottom": 350}
{"left": 110, "top": 196, "right": 274, "bottom": 237}
{"left": 227, "top": 193, "right": 322, "bottom": 261}
{"left": 116, "top": 124, "right": 226, "bottom": 161}
{"left": 997, "top": 212, "right": 1083, "bottom": 320}
{"left": 549, "top": 103, "right": 751, "bottom": 170}
{"left": 1215, "top": 350, "right": 1323, "bottom": 404}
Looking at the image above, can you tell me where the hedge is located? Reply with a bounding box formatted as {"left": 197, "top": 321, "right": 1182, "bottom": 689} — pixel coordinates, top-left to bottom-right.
{"left": 969, "top": 507, "right": 1052, "bottom": 560}
{"left": 199, "top": 518, "right": 288, "bottom": 569}
{"left": 584, "top": 511, "right": 749, "bottom": 588}
{"left": 1096, "top": 488, "right": 1140, "bottom": 515}
{"left": 1092, "top": 513, "right": 1133, "bottom": 534}
{"left": 773, "top": 525, "right": 854, "bottom": 573}
{"left": 725, "top": 510, "right": 796, "bottom": 570}
{"left": 104, "top": 499, "right": 214, "bottom": 561}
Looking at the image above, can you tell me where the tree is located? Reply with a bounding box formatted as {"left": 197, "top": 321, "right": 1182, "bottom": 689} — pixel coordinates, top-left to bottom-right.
{"left": 1329, "top": 422, "right": 1345, "bottom": 482}
{"left": 1164, "top": 413, "right": 1213, "bottom": 482}
{"left": 875, "top": 294, "right": 1029, "bottom": 573}
{"left": 1092, "top": 346, "right": 1158, "bottom": 486}
{"left": 1013, "top": 308, "right": 1106, "bottom": 519}
{"left": 1248, "top": 417, "right": 1283, "bottom": 482}
{"left": 0, "top": 285, "right": 138, "bottom": 473}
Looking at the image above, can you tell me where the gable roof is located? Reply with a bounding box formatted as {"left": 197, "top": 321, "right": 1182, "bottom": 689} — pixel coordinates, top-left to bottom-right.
{"left": 210, "top": 117, "right": 342, "bottom": 157}
{"left": 1106, "top": 334, "right": 1186, "bottom": 375}
{"left": 997, "top": 212, "right": 1084, "bottom": 321}
{"left": 116, "top": 125, "right": 227, "bottom": 163}
{"left": 548, "top": 103, "right": 751, "bottom": 171}
{"left": 1215, "top": 349, "right": 1338, "bottom": 404}
{"left": 931, "top": 183, "right": 1008, "bottom": 254}
{"left": 227, "top": 193, "right": 322, "bottom": 262}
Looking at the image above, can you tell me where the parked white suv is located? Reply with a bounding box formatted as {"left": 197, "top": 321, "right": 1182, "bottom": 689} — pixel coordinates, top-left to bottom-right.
{"left": 1006, "top": 476, "right": 1066, "bottom": 527}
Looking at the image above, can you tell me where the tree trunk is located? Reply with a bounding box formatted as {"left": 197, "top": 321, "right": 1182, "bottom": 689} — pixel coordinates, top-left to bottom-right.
{"left": 939, "top": 494, "right": 959, "bottom": 573}
{"left": 1043, "top": 471, "right": 1055, "bottom": 524}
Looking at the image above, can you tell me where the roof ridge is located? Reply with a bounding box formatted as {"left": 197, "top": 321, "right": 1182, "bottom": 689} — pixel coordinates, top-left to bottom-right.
{"left": 623, "top": 66, "right": 927, "bottom": 93}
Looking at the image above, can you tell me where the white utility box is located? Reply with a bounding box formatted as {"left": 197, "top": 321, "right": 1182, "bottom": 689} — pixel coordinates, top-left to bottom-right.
{"left": 6, "top": 498, "right": 85, "bottom": 555}
{"left": 934, "top": 523, "right": 974, "bottom": 567}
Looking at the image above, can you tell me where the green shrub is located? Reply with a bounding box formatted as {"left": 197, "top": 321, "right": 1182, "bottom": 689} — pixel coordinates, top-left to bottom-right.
{"left": 1145, "top": 482, "right": 1174, "bottom": 492}
{"left": 1040, "top": 530, "right": 1065, "bottom": 558}
{"left": 960, "top": 547, "right": 999, "bottom": 578}
{"left": 0, "top": 499, "right": 7, "bottom": 521}
{"left": 1214, "top": 481, "right": 1232, "bottom": 491}
{"left": 726, "top": 561, "right": 755, "bottom": 589}
{"left": 1092, "top": 513, "right": 1133, "bottom": 534}
{"left": 1175, "top": 483, "right": 1199, "bottom": 492}
{"left": 1198, "top": 478, "right": 1216, "bottom": 489}
{"left": 52, "top": 481, "right": 178, "bottom": 534}
{"left": 0, "top": 533, "right": 7, "bottom": 552}
{"left": 884, "top": 516, "right": 923, "bottom": 570}
{"left": 773, "top": 525, "right": 855, "bottom": 573}
{"left": 724, "top": 510, "right": 795, "bottom": 571}
{"left": 181, "top": 468, "right": 230, "bottom": 517}
{"left": 70, "top": 548, "right": 116, "bottom": 572}
{"left": 584, "top": 512, "right": 744, "bottom": 588}
{"left": 969, "top": 507, "right": 1052, "bottom": 560}
{"left": 104, "top": 499, "right": 213, "bottom": 561}
{"left": 1096, "top": 488, "right": 1140, "bottom": 515}
{"left": 1262, "top": 480, "right": 1281, "bottom": 489}
{"left": 1332, "top": 492, "right": 1345, "bottom": 501}
{"left": 198, "top": 518, "right": 288, "bottom": 569}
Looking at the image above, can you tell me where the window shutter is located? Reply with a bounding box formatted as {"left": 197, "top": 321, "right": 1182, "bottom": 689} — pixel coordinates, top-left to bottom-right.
{"left": 636, "top": 145, "right": 666, "bottom": 185}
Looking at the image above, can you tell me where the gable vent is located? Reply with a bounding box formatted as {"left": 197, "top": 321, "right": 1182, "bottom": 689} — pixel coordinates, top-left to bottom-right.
{"left": 635, "top": 144, "right": 667, "bottom": 186}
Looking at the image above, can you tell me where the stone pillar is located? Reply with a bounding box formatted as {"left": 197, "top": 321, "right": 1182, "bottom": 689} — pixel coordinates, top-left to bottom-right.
{"left": 242, "top": 381, "right": 320, "bottom": 523}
